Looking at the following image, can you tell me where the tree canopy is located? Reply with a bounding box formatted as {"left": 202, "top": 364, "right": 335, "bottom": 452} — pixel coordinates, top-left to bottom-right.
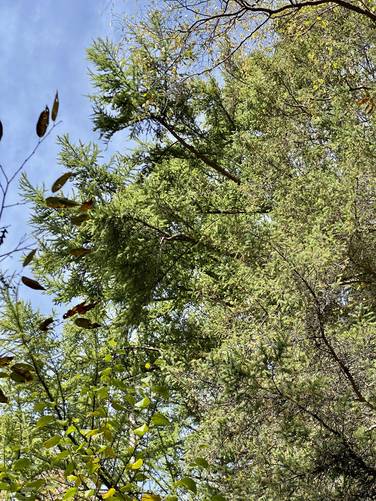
{"left": 0, "top": 3, "right": 375, "bottom": 500}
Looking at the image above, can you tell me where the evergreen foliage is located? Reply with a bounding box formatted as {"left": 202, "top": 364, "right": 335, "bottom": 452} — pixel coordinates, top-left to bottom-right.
{"left": 0, "top": 5, "right": 375, "bottom": 500}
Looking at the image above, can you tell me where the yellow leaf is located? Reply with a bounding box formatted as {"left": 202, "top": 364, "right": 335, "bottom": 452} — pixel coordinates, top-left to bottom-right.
{"left": 133, "top": 423, "right": 149, "bottom": 437}
{"left": 130, "top": 458, "right": 143, "bottom": 470}
{"left": 142, "top": 494, "right": 161, "bottom": 501}
{"left": 102, "top": 487, "right": 116, "bottom": 499}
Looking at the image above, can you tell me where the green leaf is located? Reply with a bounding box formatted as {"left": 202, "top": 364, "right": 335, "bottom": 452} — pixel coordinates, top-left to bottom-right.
{"left": 13, "top": 458, "right": 32, "bottom": 471}
{"left": 87, "top": 407, "right": 107, "bottom": 418}
{"left": 175, "top": 477, "right": 197, "bottom": 494}
{"left": 133, "top": 423, "right": 149, "bottom": 437}
{"left": 65, "top": 425, "right": 77, "bottom": 435}
{"left": 96, "top": 387, "right": 109, "bottom": 399}
{"left": 84, "top": 490, "right": 95, "bottom": 498}
{"left": 36, "top": 415, "right": 55, "bottom": 428}
{"left": 111, "top": 401, "right": 126, "bottom": 411}
{"left": 125, "top": 393, "right": 136, "bottom": 405}
{"left": 43, "top": 435, "right": 61, "bottom": 449}
{"left": 102, "top": 446, "right": 116, "bottom": 458}
{"left": 151, "top": 412, "right": 170, "bottom": 427}
{"left": 193, "top": 457, "right": 209, "bottom": 469}
{"left": 100, "top": 367, "right": 112, "bottom": 378}
{"left": 103, "top": 427, "right": 113, "bottom": 442}
{"left": 24, "top": 479, "right": 44, "bottom": 490}
{"left": 85, "top": 428, "right": 101, "bottom": 438}
{"left": 54, "top": 450, "right": 70, "bottom": 462}
{"left": 62, "top": 487, "right": 78, "bottom": 500}
{"left": 151, "top": 385, "right": 169, "bottom": 399}
{"left": 135, "top": 396, "right": 151, "bottom": 409}
{"left": 64, "top": 462, "right": 75, "bottom": 476}
{"left": 34, "top": 402, "right": 50, "bottom": 412}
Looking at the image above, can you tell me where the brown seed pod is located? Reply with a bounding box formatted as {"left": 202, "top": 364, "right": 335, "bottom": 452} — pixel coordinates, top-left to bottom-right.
{"left": 69, "top": 248, "right": 93, "bottom": 257}
{"left": 51, "top": 91, "right": 59, "bottom": 121}
{"left": 36, "top": 106, "right": 49, "bottom": 137}
{"left": 39, "top": 318, "right": 54, "bottom": 331}
{"left": 23, "top": 249, "right": 37, "bottom": 267}
{"left": 51, "top": 172, "right": 75, "bottom": 193}
{"left": 0, "top": 388, "right": 8, "bottom": 403}
{"left": 63, "top": 301, "right": 97, "bottom": 319}
{"left": 75, "top": 317, "right": 101, "bottom": 329}
{"left": 79, "top": 199, "right": 95, "bottom": 212}
{"left": 71, "top": 213, "right": 90, "bottom": 226}
{"left": 0, "top": 356, "right": 14, "bottom": 367}
{"left": 45, "top": 197, "right": 80, "bottom": 209}
{"left": 21, "top": 276, "right": 46, "bottom": 291}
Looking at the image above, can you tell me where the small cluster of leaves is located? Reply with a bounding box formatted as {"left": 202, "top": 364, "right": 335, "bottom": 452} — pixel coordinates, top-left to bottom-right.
{"left": 0, "top": 357, "right": 35, "bottom": 402}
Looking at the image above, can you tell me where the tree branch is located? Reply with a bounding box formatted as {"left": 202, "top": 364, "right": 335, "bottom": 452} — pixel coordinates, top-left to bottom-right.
{"left": 154, "top": 115, "right": 241, "bottom": 184}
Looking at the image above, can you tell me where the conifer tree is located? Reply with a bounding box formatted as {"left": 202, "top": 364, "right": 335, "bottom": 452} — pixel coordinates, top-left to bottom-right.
{"left": 0, "top": 4, "right": 375, "bottom": 500}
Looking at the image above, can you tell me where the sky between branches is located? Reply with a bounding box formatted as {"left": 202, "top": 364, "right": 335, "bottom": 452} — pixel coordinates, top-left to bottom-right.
{"left": 0, "top": 0, "right": 146, "bottom": 312}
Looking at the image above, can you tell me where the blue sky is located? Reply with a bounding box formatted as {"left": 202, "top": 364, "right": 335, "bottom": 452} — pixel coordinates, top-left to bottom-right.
{"left": 0, "top": 0, "right": 145, "bottom": 312}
